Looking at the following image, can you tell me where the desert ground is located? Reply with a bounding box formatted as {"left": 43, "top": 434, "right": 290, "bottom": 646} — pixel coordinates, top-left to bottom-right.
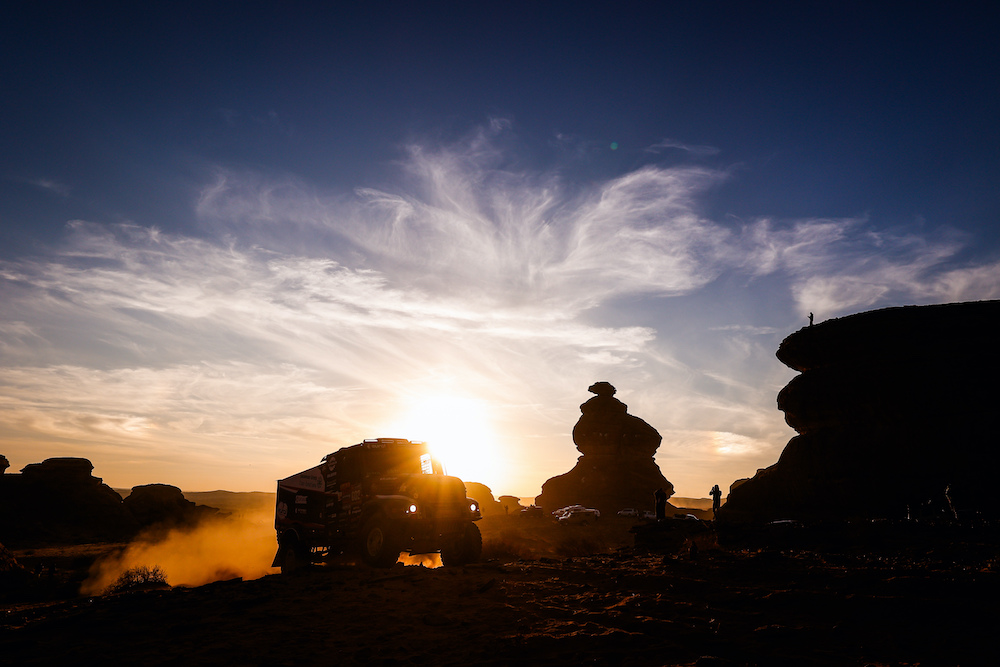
{"left": 3, "top": 511, "right": 998, "bottom": 666}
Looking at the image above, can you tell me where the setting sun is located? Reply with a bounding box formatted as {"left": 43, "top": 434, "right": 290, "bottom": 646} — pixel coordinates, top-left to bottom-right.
{"left": 382, "top": 395, "right": 503, "bottom": 488}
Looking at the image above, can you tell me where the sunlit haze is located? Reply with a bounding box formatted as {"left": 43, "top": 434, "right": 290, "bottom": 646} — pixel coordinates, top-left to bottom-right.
{"left": 381, "top": 395, "right": 503, "bottom": 486}
{"left": 2, "top": 4, "right": 999, "bottom": 500}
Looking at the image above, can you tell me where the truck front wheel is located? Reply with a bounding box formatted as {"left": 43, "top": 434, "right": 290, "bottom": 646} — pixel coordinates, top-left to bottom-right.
{"left": 441, "top": 523, "right": 482, "bottom": 566}
{"left": 360, "top": 514, "right": 400, "bottom": 568}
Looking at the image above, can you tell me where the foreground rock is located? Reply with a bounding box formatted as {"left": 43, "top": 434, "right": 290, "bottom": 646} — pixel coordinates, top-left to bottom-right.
{"left": 720, "top": 300, "right": 1000, "bottom": 525}
{"left": 537, "top": 382, "right": 674, "bottom": 516}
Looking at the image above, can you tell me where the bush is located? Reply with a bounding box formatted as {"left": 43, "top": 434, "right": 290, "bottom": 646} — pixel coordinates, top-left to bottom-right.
{"left": 105, "top": 565, "right": 168, "bottom": 594}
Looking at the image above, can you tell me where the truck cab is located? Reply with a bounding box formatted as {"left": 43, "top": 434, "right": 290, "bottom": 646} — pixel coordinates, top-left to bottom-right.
{"left": 273, "top": 438, "right": 483, "bottom": 570}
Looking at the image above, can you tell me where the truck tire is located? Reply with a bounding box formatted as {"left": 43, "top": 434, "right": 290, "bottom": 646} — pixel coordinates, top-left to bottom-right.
{"left": 278, "top": 535, "right": 308, "bottom": 574}
{"left": 360, "top": 514, "right": 400, "bottom": 568}
{"left": 441, "top": 523, "right": 482, "bottom": 566}
{"left": 464, "top": 522, "right": 483, "bottom": 563}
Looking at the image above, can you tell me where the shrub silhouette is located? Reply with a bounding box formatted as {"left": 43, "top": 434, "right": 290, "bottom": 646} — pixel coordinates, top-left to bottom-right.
{"left": 105, "top": 565, "right": 168, "bottom": 594}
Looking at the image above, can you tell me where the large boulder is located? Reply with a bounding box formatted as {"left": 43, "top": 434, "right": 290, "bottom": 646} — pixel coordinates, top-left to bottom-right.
{"left": 719, "top": 300, "right": 1000, "bottom": 525}
{"left": 124, "top": 483, "right": 219, "bottom": 528}
{"left": 537, "top": 382, "right": 674, "bottom": 516}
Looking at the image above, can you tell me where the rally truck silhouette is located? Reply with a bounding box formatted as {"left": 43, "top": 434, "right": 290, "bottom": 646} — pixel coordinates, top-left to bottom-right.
{"left": 272, "top": 438, "right": 483, "bottom": 570}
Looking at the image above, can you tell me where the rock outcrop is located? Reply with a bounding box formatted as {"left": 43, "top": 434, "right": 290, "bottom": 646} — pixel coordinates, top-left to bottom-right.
{"left": 537, "top": 382, "right": 674, "bottom": 516}
{"left": 719, "top": 300, "right": 1000, "bottom": 525}
{"left": 0, "top": 457, "right": 223, "bottom": 546}
{"left": 0, "top": 458, "right": 139, "bottom": 545}
{"left": 123, "top": 483, "right": 219, "bottom": 528}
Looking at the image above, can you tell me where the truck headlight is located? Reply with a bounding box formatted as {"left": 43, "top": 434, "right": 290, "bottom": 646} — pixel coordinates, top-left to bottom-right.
{"left": 408, "top": 503, "right": 418, "bottom": 514}
{"left": 470, "top": 502, "right": 478, "bottom": 513}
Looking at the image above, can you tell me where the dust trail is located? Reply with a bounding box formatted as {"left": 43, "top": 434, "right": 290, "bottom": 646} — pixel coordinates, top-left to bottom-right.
{"left": 397, "top": 552, "right": 442, "bottom": 568}
{"left": 81, "top": 511, "right": 278, "bottom": 595}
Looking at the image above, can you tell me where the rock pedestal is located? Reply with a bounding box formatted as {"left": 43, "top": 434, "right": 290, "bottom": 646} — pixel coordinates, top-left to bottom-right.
{"left": 719, "top": 300, "right": 1000, "bottom": 525}
{"left": 537, "top": 382, "right": 674, "bottom": 516}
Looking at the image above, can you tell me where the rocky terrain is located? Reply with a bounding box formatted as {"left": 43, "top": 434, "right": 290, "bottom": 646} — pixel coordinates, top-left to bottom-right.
{"left": 537, "top": 382, "right": 675, "bottom": 516}
{"left": 2, "top": 517, "right": 998, "bottom": 666}
{"left": 720, "top": 300, "right": 1000, "bottom": 525}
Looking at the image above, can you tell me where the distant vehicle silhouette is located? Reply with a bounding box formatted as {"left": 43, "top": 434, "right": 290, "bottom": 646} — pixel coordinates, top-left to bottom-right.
{"left": 551, "top": 505, "right": 601, "bottom": 524}
{"left": 617, "top": 508, "right": 639, "bottom": 517}
{"left": 272, "top": 438, "right": 482, "bottom": 571}
{"left": 519, "top": 504, "right": 543, "bottom": 518}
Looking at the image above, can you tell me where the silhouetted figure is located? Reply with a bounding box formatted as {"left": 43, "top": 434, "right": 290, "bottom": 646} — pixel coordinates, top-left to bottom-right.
{"left": 503, "top": 504, "right": 509, "bottom": 516}
{"left": 808, "top": 312, "right": 814, "bottom": 326}
{"left": 710, "top": 484, "right": 722, "bottom": 515}
{"left": 654, "top": 487, "right": 667, "bottom": 520}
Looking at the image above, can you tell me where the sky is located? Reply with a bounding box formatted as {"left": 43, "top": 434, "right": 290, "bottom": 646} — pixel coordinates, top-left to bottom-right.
{"left": 2, "top": 2, "right": 999, "bottom": 499}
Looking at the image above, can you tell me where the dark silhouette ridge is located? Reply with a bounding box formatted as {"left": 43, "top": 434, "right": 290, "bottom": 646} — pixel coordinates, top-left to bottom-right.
{"left": 719, "top": 300, "right": 1000, "bottom": 525}
{"left": 0, "top": 457, "right": 138, "bottom": 545}
{"left": 0, "top": 457, "right": 220, "bottom": 547}
{"left": 537, "top": 382, "right": 674, "bottom": 516}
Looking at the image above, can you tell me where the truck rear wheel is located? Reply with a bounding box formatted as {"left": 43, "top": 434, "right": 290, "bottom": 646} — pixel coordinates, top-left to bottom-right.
{"left": 360, "top": 514, "right": 400, "bottom": 568}
{"left": 278, "top": 535, "right": 308, "bottom": 574}
{"left": 441, "top": 523, "right": 482, "bottom": 566}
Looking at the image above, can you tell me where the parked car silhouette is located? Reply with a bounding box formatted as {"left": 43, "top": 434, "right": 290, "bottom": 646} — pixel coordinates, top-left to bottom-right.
{"left": 552, "top": 505, "right": 601, "bottom": 524}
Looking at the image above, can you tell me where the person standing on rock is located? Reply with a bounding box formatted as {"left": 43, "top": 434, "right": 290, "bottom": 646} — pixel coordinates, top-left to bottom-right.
{"left": 710, "top": 484, "right": 722, "bottom": 516}
{"left": 654, "top": 487, "right": 667, "bottom": 520}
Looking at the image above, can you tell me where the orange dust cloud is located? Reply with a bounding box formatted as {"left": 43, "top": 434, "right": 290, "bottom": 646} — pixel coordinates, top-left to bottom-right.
{"left": 81, "top": 511, "right": 278, "bottom": 595}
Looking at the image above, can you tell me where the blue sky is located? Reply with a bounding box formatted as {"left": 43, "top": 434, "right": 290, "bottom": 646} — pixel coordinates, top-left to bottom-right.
{"left": 2, "top": 2, "right": 999, "bottom": 497}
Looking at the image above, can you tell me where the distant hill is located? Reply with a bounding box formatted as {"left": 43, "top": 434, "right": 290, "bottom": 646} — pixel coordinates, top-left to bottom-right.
{"left": 671, "top": 497, "right": 713, "bottom": 511}
{"left": 116, "top": 489, "right": 275, "bottom": 517}
{"left": 183, "top": 491, "right": 275, "bottom": 517}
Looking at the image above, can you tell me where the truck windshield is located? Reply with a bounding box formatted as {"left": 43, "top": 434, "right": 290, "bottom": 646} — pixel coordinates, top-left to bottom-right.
{"left": 364, "top": 447, "right": 441, "bottom": 476}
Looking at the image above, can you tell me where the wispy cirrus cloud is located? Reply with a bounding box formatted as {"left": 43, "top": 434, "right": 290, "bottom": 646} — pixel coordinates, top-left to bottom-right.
{"left": 734, "top": 217, "right": 996, "bottom": 317}
{"left": 25, "top": 177, "right": 71, "bottom": 197}
{"left": 646, "top": 138, "right": 721, "bottom": 157}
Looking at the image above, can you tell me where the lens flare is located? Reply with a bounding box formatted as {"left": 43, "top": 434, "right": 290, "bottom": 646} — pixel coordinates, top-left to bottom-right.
{"left": 382, "top": 395, "right": 502, "bottom": 487}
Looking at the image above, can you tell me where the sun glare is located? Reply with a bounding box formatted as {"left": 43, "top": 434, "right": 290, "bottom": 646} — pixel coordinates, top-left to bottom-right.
{"left": 384, "top": 395, "right": 502, "bottom": 487}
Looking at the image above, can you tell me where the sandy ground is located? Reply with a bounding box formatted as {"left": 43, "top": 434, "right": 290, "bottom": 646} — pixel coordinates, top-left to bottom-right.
{"left": 3, "top": 518, "right": 999, "bottom": 666}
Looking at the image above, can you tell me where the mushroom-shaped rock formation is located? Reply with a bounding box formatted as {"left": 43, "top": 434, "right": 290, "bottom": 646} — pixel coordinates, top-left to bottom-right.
{"left": 719, "top": 300, "right": 1000, "bottom": 526}
{"left": 537, "top": 382, "right": 674, "bottom": 516}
